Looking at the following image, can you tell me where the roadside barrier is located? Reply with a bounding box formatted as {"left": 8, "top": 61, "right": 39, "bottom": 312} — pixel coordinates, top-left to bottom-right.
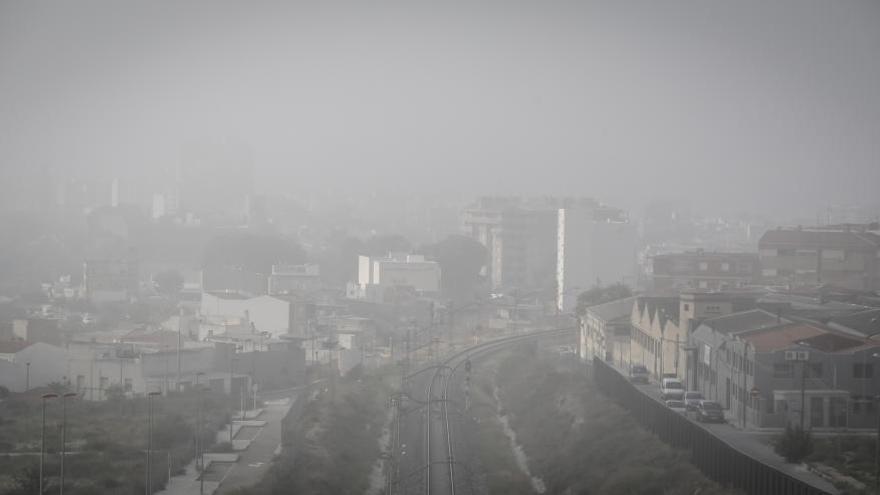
{"left": 592, "top": 359, "right": 833, "bottom": 495}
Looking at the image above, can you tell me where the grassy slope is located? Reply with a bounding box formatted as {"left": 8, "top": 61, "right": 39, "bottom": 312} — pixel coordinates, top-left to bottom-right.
{"left": 493, "top": 345, "right": 741, "bottom": 495}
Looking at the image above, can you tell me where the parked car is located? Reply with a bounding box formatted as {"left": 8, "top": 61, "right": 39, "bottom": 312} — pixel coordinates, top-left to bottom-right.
{"left": 629, "top": 364, "right": 650, "bottom": 384}
{"left": 694, "top": 400, "right": 725, "bottom": 423}
{"left": 665, "top": 400, "right": 687, "bottom": 413}
{"left": 660, "top": 378, "right": 685, "bottom": 400}
{"left": 684, "top": 391, "right": 704, "bottom": 411}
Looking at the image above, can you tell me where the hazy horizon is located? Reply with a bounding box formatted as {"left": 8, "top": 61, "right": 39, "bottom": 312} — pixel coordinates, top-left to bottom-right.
{"left": 2, "top": 0, "right": 879, "bottom": 218}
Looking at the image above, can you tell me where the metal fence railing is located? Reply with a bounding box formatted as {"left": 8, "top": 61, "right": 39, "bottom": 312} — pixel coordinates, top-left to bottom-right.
{"left": 592, "top": 359, "right": 834, "bottom": 495}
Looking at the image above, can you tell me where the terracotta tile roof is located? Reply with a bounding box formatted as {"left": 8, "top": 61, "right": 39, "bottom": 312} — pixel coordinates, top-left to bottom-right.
{"left": 738, "top": 324, "right": 826, "bottom": 352}
{"left": 702, "top": 309, "right": 789, "bottom": 334}
{"left": 739, "top": 322, "right": 869, "bottom": 353}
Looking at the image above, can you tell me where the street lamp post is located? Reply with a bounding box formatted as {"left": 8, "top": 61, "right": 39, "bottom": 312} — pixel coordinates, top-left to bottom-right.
{"left": 193, "top": 372, "right": 205, "bottom": 475}
{"left": 194, "top": 384, "right": 208, "bottom": 495}
{"left": 59, "top": 392, "right": 77, "bottom": 495}
{"left": 229, "top": 349, "right": 239, "bottom": 443}
{"left": 26, "top": 362, "right": 31, "bottom": 391}
{"left": 875, "top": 393, "right": 880, "bottom": 494}
{"left": 39, "top": 393, "right": 58, "bottom": 495}
{"left": 146, "top": 391, "right": 161, "bottom": 495}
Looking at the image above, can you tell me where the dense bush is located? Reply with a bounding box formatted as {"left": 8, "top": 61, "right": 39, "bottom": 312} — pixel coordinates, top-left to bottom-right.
{"left": 244, "top": 369, "right": 394, "bottom": 494}
{"left": 775, "top": 423, "right": 814, "bottom": 463}
{"left": 491, "top": 346, "right": 739, "bottom": 495}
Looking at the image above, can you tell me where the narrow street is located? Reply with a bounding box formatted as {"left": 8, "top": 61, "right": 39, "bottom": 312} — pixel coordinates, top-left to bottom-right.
{"left": 215, "top": 396, "right": 296, "bottom": 493}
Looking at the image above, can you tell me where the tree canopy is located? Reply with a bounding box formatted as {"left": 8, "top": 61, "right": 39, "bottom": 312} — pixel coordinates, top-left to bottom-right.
{"left": 203, "top": 233, "right": 306, "bottom": 273}
{"left": 153, "top": 269, "right": 184, "bottom": 295}
{"left": 420, "top": 235, "right": 487, "bottom": 302}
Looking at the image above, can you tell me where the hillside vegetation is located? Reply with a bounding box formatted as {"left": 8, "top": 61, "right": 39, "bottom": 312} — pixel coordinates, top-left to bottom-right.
{"left": 492, "top": 345, "right": 741, "bottom": 495}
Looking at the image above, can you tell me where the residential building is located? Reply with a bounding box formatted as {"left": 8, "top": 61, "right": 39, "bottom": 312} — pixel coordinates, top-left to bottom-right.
{"left": 83, "top": 258, "right": 139, "bottom": 303}
{"left": 630, "top": 296, "right": 685, "bottom": 381}
{"left": 201, "top": 265, "right": 268, "bottom": 296}
{"left": 0, "top": 342, "right": 68, "bottom": 392}
{"left": 758, "top": 224, "right": 880, "bottom": 290}
{"left": 692, "top": 314, "right": 880, "bottom": 429}
{"left": 629, "top": 291, "right": 758, "bottom": 383}
{"left": 268, "top": 263, "right": 321, "bottom": 295}
{"left": 579, "top": 296, "right": 637, "bottom": 367}
{"left": 462, "top": 197, "right": 558, "bottom": 292}
{"left": 200, "top": 292, "right": 316, "bottom": 339}
{"left": 651, "top": 251, "right": 759, "bottom": 291}
{"left": 63, "top": 336, "right": 265, "bottom": 400}
{"left": 11, "top": 318, "right": 62, "bottom": 346}
{"left": 351, "top": 253, "right": 441, "bottom": 300}
{"left": 557, "top": 202, "right": 637, "bottom": 312}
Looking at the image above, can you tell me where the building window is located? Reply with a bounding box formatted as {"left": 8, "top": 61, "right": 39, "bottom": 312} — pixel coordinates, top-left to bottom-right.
{"left": 721, "top": 262, "right": 730, "bottom": 272}
{"left": 773, "top": 363, "right": 793, "bottom": 378}
{"left": 811, "top": 397, "right": 825, "bottom": 427}
{"left": 808, "top": 363, "right": 823, "bottom": 378}
{"left": 699, "top": 262, "right": 708, "bottom": 271}
{"left": 124, "top": 378, "right": 133, "bottom": 391}
{"left": 854, "top": 363, "right": 875, "bottom": 379}
{"left": 830, "top": 397, "right": 847, "bottom": 427}
{"left": 683, "top": 304, "right": 690, "bottom": 311}
{"left": 762, "top": 268, "right": 778, "bottom": 277}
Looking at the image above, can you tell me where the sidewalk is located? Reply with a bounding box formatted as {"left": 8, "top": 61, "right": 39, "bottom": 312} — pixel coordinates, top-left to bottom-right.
{"left": 155, "top": 459, "right": 220, "bottom": 495}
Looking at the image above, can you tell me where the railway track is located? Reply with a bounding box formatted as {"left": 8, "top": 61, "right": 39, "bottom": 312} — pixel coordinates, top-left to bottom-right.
{"left": 414, "top": 327, "right": 575, "bottom": 495}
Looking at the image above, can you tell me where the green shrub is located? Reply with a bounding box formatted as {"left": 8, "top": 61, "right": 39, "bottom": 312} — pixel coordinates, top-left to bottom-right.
{"left": 775, "top": 423, "right": 814, "bottom": 463}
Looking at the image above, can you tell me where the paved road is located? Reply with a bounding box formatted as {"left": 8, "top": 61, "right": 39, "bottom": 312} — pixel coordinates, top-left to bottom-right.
{"left": 215, "top": 397, "right": 295, "bottom": 494}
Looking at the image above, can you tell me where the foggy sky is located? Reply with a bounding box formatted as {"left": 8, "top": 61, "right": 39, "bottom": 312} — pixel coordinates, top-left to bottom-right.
{"left": 1, "top": 0, "right": 878, "bottom": 217}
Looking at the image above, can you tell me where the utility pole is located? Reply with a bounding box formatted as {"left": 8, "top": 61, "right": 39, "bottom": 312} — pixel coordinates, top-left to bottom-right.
{"left": 177, "top": 308, "right": 182, "bottom": 393}
{"left": 25, "top": 362, "right": 30, "bottom": 391}
{"left": 229, "top": 347, "right": 238, "bottom": 443}
{"left": 147, "top": 391, "right": 161, "bottom": 495}
{"left": 448, "top": 301, "right": 455, "bottom": 351}
{"left": 800, "top": 360, "right": 808, "bottom": 429}
{"left": 785, "top": 346, "right": 810, "bottom": 429}
{"left": 875, "top": 398, "right": 880, "bottom": 494}
{"left": 741, "top": 341, "right": 749, "bottom": 429}
{"left": 40, "top": 393, "right": 58, "bottom": 495}
{"left": 405, "top": 328, "right": 411, "bottom": 382}
{"left": 60, "top": 392, "right": 77, "bottom": 495}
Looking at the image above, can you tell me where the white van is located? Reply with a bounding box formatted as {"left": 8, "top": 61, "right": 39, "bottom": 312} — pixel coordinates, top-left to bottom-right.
{"left": 660, "top": 378, "right": 685, "bottom": 400}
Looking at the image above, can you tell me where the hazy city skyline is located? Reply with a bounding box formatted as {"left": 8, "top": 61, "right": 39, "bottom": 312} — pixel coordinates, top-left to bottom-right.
{"left": 2, "top": 0, "right": 879, "bottom": 218}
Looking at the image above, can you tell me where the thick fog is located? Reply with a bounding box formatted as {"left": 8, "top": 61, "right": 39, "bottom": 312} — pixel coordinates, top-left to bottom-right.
{"left": 2, "top": 0, "right": 879, "bottom": 216}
